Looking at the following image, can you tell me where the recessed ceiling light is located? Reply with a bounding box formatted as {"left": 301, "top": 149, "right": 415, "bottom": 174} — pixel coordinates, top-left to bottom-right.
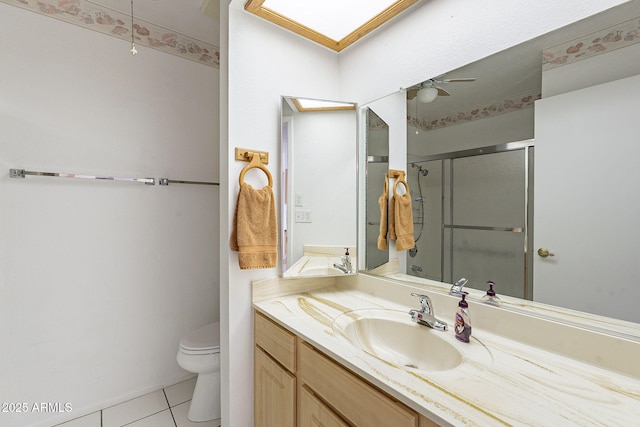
{"left": 245, "top": 0, "right": 418, "bottom": 52}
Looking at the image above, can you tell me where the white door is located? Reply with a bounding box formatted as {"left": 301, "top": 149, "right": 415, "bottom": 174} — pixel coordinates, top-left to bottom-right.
{"left": 534, "top": 74, "right": 640, "bottom": 323}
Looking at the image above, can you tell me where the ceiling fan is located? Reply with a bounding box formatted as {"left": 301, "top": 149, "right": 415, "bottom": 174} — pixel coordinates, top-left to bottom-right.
{"left": 407, "top": 77, "right": 476, "bottom": 102}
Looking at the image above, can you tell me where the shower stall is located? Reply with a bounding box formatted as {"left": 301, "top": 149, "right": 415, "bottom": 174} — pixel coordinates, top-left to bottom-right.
{"left": 407, "top": 140, "right": 534, "bottom": 299}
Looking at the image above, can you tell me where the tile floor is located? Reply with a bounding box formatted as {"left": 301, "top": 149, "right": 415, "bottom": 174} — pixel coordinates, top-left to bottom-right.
{"left": 55, "top": 377, "right": 221, "bottom": 427}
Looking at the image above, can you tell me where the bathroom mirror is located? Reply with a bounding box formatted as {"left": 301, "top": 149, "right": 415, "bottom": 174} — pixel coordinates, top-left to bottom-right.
{"left": 280, "top": 96, "right": 358, "bottom": 278}
{"left": 363, "top": 107, "right": 389, "bottom": 271}
{"left": 360, "top": 1, "right": 640, "bottom": 338}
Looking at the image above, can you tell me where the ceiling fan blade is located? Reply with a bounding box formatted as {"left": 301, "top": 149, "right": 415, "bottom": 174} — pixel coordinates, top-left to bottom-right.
{"left": 440, "top": 78, "right": 476, "bottom": 83}
{"left": 437, "top": 87, "right": 451, "bottom": 96}
{"left": 407, "top": 88, "right": 418, "bottom": 100}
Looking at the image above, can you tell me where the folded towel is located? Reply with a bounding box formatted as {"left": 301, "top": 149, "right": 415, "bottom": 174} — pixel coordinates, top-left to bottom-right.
{"left": 393, "top": 180, "right": 415, "bottom": 251}
{"left": 230, "top": 183, "right": 278, "bottom": 269}
{"left": 377, "top": 174, "right": 389, "bottom": 250}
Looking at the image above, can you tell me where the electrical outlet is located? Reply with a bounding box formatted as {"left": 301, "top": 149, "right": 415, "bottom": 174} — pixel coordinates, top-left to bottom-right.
{"left": 295, "top": 210, "right": 312, "bottom": 223}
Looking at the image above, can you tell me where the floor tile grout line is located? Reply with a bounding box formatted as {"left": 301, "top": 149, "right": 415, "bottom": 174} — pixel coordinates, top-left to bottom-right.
{"left": 57, "top": 381, "right": 195, "bottom": 427}
{"left": 120, "top": 408, "right": 173, "bottom": 427}
{"left": 163, "top": 388, "right": 179, "bottom": 427}
{"left": 101, "top": 387, "right": 171, "bottom": 427}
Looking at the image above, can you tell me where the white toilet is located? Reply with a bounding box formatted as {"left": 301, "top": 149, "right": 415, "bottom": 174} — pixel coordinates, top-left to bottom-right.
{"left": 176, "top": 322, "right": 221, "bottom": 422}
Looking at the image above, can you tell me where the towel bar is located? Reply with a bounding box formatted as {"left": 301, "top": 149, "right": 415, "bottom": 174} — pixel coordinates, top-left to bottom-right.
{"left": 158, "top": 178, "right": 219, "bottom": 186}
{"left": 9, "top": 169, "right": 220, "bottom": 187}
{"left": 10, "top": 168, "right": 155, "bottom": 185}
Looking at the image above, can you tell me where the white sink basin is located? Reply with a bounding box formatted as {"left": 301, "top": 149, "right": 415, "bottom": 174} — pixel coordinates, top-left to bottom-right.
{"left": 283, "top": 256, "right": 347, "bottom": 278}
{"left": 333, "top": 309, "right": 463, "bottom": 372}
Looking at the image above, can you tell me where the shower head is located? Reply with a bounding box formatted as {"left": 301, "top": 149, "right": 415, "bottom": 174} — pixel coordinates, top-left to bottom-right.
{"left": 411, "top": 163, "right": 429, "bottom": 176}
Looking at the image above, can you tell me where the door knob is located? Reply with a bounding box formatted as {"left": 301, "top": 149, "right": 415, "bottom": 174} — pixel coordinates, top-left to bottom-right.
{"left": 537, "top": 248, "right": 555, "bottom": 258}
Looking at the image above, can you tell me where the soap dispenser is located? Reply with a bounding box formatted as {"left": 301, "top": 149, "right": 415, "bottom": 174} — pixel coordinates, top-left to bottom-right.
{"left": 481, "top": 280, "right": 502, "bottom": 307}
{"left": 454, "top": 292, "right": 472, "bottom": 343}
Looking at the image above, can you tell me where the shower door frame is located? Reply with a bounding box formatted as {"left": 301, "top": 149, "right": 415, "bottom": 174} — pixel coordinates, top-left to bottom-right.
{"left": 408, "top": 139, "right": 535, "bottom": 300}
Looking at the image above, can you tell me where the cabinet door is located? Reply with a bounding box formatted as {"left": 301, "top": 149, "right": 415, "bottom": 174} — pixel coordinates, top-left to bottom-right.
{"left": 255, "top": 347, "right": 296, "bottom": 427}
{"left": 299, "top": 385, "right": 349, "bottom": 427}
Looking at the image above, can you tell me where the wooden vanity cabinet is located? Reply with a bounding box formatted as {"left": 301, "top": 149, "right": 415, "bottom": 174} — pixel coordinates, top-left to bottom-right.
{"left": 254, "top": 310, "right": 438, "bottom": 427}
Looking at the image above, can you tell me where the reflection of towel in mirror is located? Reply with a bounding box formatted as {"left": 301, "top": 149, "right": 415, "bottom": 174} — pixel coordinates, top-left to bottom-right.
{"left": 393, "top": 185, "right": 415, "bottom": 251}
{"left": 230, "top": 183, "right": 278, "bottom": 269}
{"left": 377, "top": 174, "right": 389, "bottom": 250}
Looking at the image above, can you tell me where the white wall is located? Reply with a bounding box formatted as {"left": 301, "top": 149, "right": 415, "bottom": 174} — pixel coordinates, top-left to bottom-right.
{"left": 0, "top": 5, "right": 219, "bottom": 427}
{"left": 222, "top": 2, "right": 342, "bottom": 425}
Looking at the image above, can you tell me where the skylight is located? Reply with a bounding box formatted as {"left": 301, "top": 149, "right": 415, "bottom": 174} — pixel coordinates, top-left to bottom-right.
{"left": 292, "top": 98, "right": 356, "bottom": 112}
{"left": 245, "top": 0, "right": 418, "bottom": 52}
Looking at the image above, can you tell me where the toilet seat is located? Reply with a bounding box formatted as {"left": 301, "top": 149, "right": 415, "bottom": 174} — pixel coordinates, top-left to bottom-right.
{"left": 179, "top": 322, "right": 220, "bottom": 354}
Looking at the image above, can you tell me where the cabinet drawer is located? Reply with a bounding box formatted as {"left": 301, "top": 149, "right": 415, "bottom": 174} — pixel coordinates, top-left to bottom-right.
{"left": 299, "top": 341, "right": 418, "bottom": 427}
{"left": 255, "top": 310, "right": 296, "bottom": 373}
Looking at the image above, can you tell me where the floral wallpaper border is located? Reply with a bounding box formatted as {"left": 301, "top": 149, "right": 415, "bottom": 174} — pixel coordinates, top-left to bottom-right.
{"left": 542, "top": 16, "right": 640, "bottom": 71}
{"left": 409, "top": 15, "right": 640, "bottom": 132}
{"left": 408, "top": 89, "right": 541, "bottom": 132}
{"left": 1, "top": 0, "right": 220, "bottom": 68}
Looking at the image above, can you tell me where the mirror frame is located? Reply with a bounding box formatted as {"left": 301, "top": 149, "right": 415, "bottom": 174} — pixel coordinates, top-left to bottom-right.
{"left": 280, "top": 95, "right": 358, "bottom": 279}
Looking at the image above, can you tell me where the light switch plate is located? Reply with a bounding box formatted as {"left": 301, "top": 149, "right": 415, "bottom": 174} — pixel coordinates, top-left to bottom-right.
{"left": 295, "top": 210, "right": 312, "bottom": 223}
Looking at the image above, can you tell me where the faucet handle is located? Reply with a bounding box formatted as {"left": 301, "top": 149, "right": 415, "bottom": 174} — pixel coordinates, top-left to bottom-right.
{"left": 450, "top": 277, "right": 469, "bottom": 295}
{"left": 410, "top": 293, "right": 432, "bottom": 313}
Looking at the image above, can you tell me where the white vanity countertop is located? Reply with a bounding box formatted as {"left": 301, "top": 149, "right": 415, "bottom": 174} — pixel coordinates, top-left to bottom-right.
{"left": 253, "top": 282, "right": 640, "bottom": 426}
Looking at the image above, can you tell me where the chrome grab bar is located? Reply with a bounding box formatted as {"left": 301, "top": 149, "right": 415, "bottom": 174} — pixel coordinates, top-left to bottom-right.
{"left": 10, "top": 168, "right": 155, "bottom": 185}
{"left": 10, "top": 168, "right": 220, "bottom": 187}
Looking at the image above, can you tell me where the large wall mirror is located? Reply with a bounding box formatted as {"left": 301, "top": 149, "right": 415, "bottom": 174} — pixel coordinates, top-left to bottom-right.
{"left": 280, "top": 96, "right": 357, "bottom": 278}
{"left": 363, "top": 107, "right": 390, "bottom": 271}
{"left": 362, "top": 1, "right": 640, "bottom": 338}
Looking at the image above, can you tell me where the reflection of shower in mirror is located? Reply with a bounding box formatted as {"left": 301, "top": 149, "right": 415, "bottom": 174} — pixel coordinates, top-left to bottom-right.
{"left": 412, "top": 163, "right": 429, "bottom": 176}
{"left": 409, "top": 163, "right": 429, "bottom": 260}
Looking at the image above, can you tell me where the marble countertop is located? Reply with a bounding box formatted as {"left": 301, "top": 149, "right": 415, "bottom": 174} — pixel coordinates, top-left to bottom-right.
{"left": 253, "top": 282, "right": 640, "bottom": 426}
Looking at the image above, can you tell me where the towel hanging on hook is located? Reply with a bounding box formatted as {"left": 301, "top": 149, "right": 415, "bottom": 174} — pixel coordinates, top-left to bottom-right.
{"left": 392, "top": 172, "right": 415, "bottom": 251}
{"left": 231, "top": 152, "right": 277, "bottom": 269}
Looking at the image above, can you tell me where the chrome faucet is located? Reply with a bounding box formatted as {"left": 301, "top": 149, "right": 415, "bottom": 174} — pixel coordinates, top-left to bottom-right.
{"left": 333, "top": 248, "right": 353, "bottom": 274}
{"left": 409, "top": 293, "right": 448, "bottom": 331}
{"left": 450, "top": 277, "right": 468, "bottom": 296}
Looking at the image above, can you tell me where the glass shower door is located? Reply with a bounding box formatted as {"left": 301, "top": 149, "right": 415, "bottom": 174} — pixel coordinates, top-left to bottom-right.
{"left": 443, "top": 149, "right": 530, "bottom": 298}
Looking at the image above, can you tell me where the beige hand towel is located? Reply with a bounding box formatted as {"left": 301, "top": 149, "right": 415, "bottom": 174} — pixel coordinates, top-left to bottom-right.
{"left": 393, "top": 181, "right": 415, "bottom": 251}
{"left": 377, "top": 174, "right": 389, "bottom": 250}
{"left": 230, "top": 183, "right": 278, "bottom": 269}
